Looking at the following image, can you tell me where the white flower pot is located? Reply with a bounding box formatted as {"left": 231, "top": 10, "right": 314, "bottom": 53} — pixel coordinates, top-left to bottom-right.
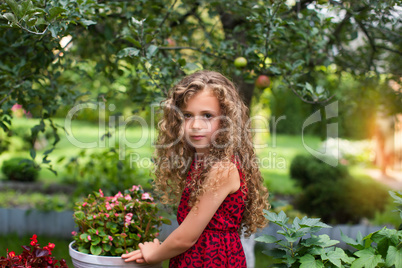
{"left": 69, "top": 242, "right": 162, "bottom": 268}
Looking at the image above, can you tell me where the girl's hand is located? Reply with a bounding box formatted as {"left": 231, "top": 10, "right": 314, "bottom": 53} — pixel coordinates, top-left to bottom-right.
{"left": 121, "top": 249, "right": 145, "bottom": 263}
{"left": 138, "top": 238, "right": 161, "bottom": 264}
{"left": 121, "top": 238, "right": 161, "bottom": 264}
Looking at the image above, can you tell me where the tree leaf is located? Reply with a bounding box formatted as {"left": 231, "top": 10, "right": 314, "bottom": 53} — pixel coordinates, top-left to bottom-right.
{"left": 146, "top": 45, "right": 158, "bottom": 58}
{"left": 2, "top": 13, "right": 17, "bottom": 23}
{"left": 30, "top": 148, "right": 36, "bottom": 160}
{"left": 79, "top": 18, "right": 97, "bottom": 27}
{"left": 5, "top": 0, "right": 19, "bottom": 17}
{"left": 48, "top": 6, "right": 66, "bottom": 20}
{"left": 117, "top": 47, "right": 140, "bottom": 58}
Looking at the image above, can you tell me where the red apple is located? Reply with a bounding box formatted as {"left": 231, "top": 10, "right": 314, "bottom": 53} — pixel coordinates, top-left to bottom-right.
{"left": 255, "top": 75, "right": 270, "bottom": 89}
{"left": 166, "top": 38, "right": 176, "bottom": 47}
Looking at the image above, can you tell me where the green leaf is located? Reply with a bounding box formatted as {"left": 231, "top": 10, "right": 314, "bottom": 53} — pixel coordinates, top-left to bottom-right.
{"left": 115, "top": 248, "right": 124, "bottom": 254}
{"left": 316, "top": 234, "right": 339, "bottom": 248}
{"left": 299, "top": 254, "right": 324, "bottom": 268}
{"left": 323, "top": 248, "right": 354, "bottom": 267}
{"left": 30, "top": 148, "right": 36, "bottom": 160}
{"left": 255, "top": 234, "right": 280, "bottom": 244}
{"left": 79, "top": 19, "right": 97, "bottom": 27}
{"left": 299, "top": 216, "right": 331, "bottom": 229}
{"left": 90, "top": 245, "right": 102, "bottom": 255}
{"left": 91, "top": 236, "right": 101, "bottom": 245}
{"left": 264, "top": 210, "right": 289, "bottom": 227}
{"left": 341, "top": 230, "right": 364, "bottom": 250}
{"left": 5, "top": 0, "right": 19, "bottom": 17}
{"left": 48, "top": 6, "right": 66, "bottom": 20}
{"left": 386, "top": 246, "right": 402, "bottom": 268}
{"left": 146, "top": 45, "right": 158, "bottom": 58}
{"left": 27, "top": 17, "right": 37, "bottom": 27}
{"left": 117, "top": 47, "right": 140, "bottom": 58}
{"left": 2, "top": 13, "right": 17, "bottom": 23}
{"left": 351, "top": 248, "right": 383, "bottom": 268}
{"left": 123, "top": 36, "right": 141, "bottom": 48}
{"left": 74, "top": 211, "right": 85, "bottom": 220}
{"left": 102, "top": 243, "right": 112, "bottom": 252}
{"left": 389, "top": 191, "right": 402, "bottom": 206}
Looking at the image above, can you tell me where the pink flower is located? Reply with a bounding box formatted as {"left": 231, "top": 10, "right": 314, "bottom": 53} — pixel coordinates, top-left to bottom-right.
{"left": 131, "top": 185, "right": 140, "bottom": 191}
{"left": 99, "top": 189, "right": 104, "bottom": 197}
{"left": 87, "top": 235, "right": 91, "bottom": 241}
{"left": 96, "top": 230, "right": 99, "bottom": 235}
{"left": 115, "top": 213, "right": 119, "bottom": 217}
{"left": 141, "top": 193, "right": 154, "bottom": 201}
{"left": 82, "top": 202, "right": 87, "bottom": 207}
{"left": 138, "top": 234, "right": 141, "bottom": 238}
{"left": 71, "top": 231, "right": 77, "bottom": 236}
{"left": 93, "top": 215, "right": 96, "bottom": 219}
{"left": 115, "top": 191, "right": 123, "bottom": 198}
{"left": 105, "top": 213, "right": 110, "bottom": 218}
{"left": 108, "top": 236, "right": 113, "bottom": 241}
{"left": 124, "top": 194, "right": 132, "bottom": 201}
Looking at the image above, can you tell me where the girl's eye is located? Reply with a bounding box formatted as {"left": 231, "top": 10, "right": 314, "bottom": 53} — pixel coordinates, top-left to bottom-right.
{"left": 204, "top": 113, "right": 213, "bottom": 119}
{"left": 183, "top": 113, "right": 192, "bottom": 119}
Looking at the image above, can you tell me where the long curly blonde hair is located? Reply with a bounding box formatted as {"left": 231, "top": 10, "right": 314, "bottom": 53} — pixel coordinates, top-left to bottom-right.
{"left": 152, "top": 70, "right": 270, "bottom": 236}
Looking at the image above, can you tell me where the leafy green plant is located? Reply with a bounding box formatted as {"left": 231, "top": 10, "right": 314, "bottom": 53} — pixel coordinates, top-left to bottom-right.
{"left": 256, "top": 210, "right": 355, "bottom": 267}
{"left": 256, "top": 191, "right": 402, "bottom": 268}
{"left": 1, "top": 157, "right": 39, "bottom": 182}
{"left": 72, "top": 186, "right": 171, "bottom": 256}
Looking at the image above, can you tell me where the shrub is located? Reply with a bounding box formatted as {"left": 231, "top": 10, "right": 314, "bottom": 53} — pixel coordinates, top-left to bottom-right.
{"left": 1, "top": 157, "right": 39, "bottom": 182}
{"left": 290, "top": 154, "right": 388, "bottom": 224}
{"left": 62, "top": 148, "right": 151, "bottom": 197}
{"left": 289, "top": 154, "right": 349, "bottom": 188}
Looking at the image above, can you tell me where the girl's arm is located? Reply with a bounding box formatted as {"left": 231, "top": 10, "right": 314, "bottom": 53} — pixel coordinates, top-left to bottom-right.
{"left": 122, "top": 161, "right": 241, "bottom": 264}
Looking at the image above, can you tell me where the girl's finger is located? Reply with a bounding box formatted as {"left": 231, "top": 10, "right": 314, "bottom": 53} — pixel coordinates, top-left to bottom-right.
{"left": 123, "top": 251, "right": 142, "bottom": 262}
{"left": 121, "top": 249, "right": 140, "bottom": 258}
{"left": 136, "top": 258, "right": 145, "bottom": 263}
{"left": 154, "top": 238, "right": 160, "bottom": 244}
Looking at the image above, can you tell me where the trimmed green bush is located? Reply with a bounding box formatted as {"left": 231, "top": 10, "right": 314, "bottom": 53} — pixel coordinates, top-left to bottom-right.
{"left": 1, "top": 157, "right": 39, "bottom": 182}
{"left": 290, "top": 154, "right": 349, "bottom": 187}
{"left": 290, "top": 154, "right": 388, "bottom": 224}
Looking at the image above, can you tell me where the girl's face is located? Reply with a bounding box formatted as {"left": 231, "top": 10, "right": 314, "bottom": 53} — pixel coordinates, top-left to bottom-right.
{"left": 181, "top": 88, "right": 222, "bottom": 155}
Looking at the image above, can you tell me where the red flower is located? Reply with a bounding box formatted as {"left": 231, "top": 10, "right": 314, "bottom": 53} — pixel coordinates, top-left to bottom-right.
{"left": 30, "top": 234, "right": 38, "bottom": 246}
{"left": 8, "top": 250, "right": 16, "bottom": 258}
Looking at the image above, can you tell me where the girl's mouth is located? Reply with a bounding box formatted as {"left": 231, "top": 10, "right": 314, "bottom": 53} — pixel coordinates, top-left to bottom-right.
{"left": 191, "top": 135, "right": 205, "bottom": 140}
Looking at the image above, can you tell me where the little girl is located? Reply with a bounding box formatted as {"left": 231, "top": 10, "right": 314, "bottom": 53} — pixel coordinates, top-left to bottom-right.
{"left": 122, "top": 70, "right": 270, "bottom": 267}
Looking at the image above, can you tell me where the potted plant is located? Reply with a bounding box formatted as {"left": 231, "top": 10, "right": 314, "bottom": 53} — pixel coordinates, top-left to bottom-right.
{"left": 69, "top": 185, "right": 170, "bottom": 268}
{"left": 0, "top": 234, "right": 68, "bottom": 267}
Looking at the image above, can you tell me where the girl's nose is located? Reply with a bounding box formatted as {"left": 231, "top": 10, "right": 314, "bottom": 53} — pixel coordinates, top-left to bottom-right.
{"left": 191, "top": 116, "right": 209, "bottom": 129}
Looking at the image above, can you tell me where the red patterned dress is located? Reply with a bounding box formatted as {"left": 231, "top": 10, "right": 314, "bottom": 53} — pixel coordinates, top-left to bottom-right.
{"left": 169, "top": 156, "right": 248, "bottom": 268}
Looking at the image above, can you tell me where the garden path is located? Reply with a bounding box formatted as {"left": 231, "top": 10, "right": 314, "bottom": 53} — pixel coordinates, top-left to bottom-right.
{"left": 365, "top": 168, "right": 402, "bottom": 190}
